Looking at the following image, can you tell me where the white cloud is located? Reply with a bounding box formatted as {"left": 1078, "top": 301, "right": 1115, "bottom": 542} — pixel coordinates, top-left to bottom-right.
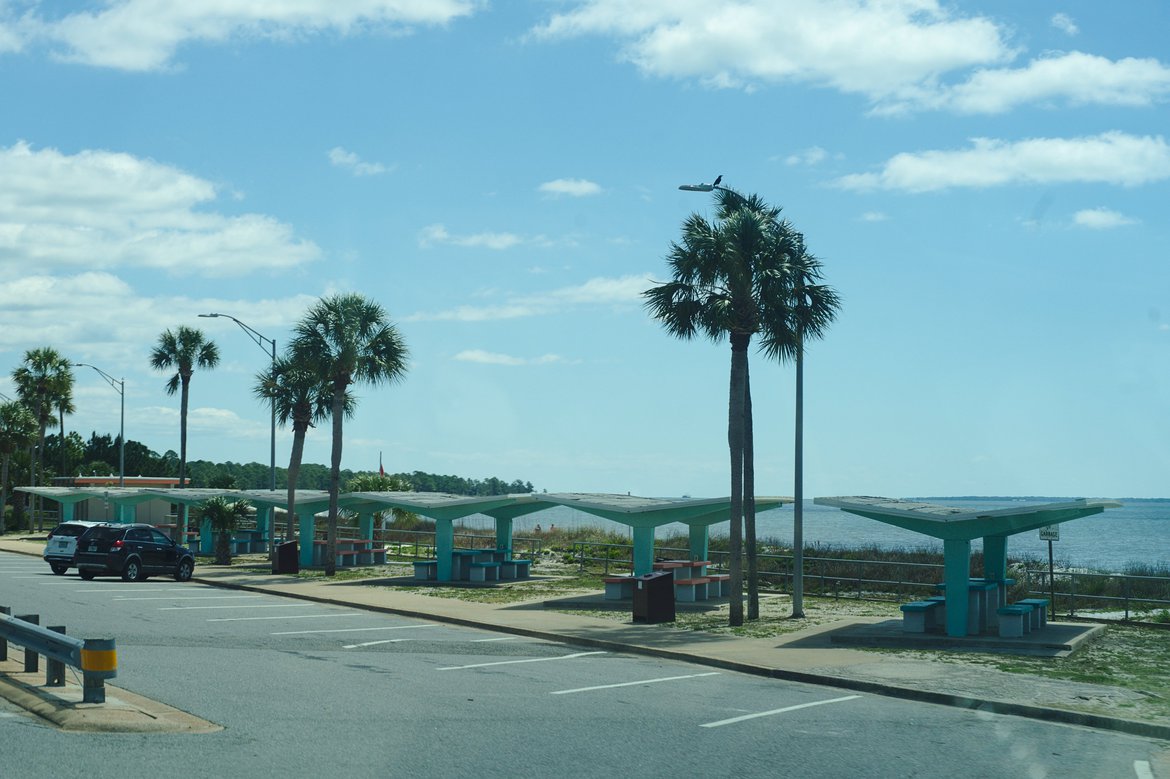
{"left": 328, "top": 147, "right": 391, "bottom": 177}
{"left": 884, "top": 52, "right": 1170, "bottom": 115}
{"left": 454, "top": 350, "right": 569, "bottom": 366}
{"left": 1051, "top": 13, "right": 1079, "bottom": 37}
{"left": 836, "top": 132, "right": 1170, "bottom": 192}
{"left": 1073, "top": 208, "right": 1138, "bottom": 230}
{"left": 417, "top": 223, "right": 525, "bottom": 250}
{"left": 538, "top": 178, "right": 602, "bottom": 197}
{"left": 531, "top": 1, "right": 1012, "bottom": 103}
{"left": 784, "top": 146, "right": 828, "bottom": 166}
{"left": 408, "top": 273, "right": 650, "bottom": 322}
{"left": 860, "top": 211, "right": 888, "bottom": 222}
{"left": 8, "top": 0, "right": 480, "bottom": 71}
{"left": 0, "top": 141, "right": 320, "bottom": 277}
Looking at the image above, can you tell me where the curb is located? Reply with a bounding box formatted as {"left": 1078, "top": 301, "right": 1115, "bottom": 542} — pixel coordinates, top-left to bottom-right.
{"left": 194, "top": 575, "right": 1170, "bottom": 743}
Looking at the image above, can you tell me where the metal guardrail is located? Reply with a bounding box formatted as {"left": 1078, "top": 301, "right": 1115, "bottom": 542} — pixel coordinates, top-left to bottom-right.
{"left": 1022, "top": 569, "right": 1170, "bottom": 621}
{"left": 0, "top": 606, "right": 117, "bottom": 703}
{"left": 568, "top": 540, "right": 1170, "bottom": 622}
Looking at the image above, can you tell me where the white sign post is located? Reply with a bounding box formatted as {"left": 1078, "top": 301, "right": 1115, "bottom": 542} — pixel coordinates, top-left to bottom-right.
{"left": 1039, "top": 525, "right": 1059, "bottom": 619}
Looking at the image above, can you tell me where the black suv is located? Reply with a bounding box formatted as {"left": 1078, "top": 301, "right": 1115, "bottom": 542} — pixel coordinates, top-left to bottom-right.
{"left": 75, "top": 523, "right": 196, "bottom": 582}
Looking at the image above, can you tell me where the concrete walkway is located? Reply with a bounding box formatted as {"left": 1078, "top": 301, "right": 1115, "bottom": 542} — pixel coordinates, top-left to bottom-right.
{"left": 2, "top": 538, "right": 1168, "bottom": 741}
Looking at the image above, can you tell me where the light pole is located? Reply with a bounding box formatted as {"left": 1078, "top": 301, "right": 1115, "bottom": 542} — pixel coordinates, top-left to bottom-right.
{"left": 678, "top": 176, "right": 809, "bottom": 619}
{"left": 74, "top": 363, "right": 125, "bottom": 488}
{"left": 198, "top": 313, "right": 277, "bottom": 491}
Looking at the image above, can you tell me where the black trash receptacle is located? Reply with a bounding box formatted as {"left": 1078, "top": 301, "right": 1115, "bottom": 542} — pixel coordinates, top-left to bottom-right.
{"left": 632, "top": 571, "right": 675, "bottom": 623}
{"left": 273, "top": 540, "right": 299, "bottom": 574}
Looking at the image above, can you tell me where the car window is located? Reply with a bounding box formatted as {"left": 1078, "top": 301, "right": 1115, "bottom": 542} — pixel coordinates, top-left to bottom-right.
{"left": 49, "top": 524, "right": 90, "bottom": 537}
{"left": 126, "top": 528, "right": 151, "bottom": 542}
{"left": 147, "top": 529, "right": 171, "bottom": 545}
{"left": 81, "top": 526, "right": 121, "bottom": 542}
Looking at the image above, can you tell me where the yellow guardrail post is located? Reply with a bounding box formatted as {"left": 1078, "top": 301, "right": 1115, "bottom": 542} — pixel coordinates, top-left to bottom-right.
{"left": 80, "top": 637, "right": 117, "bottom": 704}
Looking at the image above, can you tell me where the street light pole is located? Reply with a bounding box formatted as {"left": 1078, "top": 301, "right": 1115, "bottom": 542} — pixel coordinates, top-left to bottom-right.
{"left": 74, "top": 363, "right": 125, "bottom": 488}
{"left": 198, "top": 313, "right": 277, "bottom": 491}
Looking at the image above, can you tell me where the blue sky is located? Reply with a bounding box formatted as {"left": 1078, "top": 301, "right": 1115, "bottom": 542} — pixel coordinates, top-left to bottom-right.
{"left": 1, "top": 1, "right": 1167, "bottom": 499}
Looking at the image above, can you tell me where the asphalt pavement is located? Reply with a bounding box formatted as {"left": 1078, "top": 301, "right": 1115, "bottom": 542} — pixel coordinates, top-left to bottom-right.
{"left": 2, "top": 537, "right": 1168, "bottom": 745}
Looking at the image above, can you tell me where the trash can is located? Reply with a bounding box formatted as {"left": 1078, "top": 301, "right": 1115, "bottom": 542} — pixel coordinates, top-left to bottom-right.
{"left": 273, "top": 540, "right": 299, "bottom": 574}
{"left": 632, "top": 571, "right": 675, "bottom": 623}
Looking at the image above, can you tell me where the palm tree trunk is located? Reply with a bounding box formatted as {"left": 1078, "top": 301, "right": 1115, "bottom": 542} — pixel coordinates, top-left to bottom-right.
{"left": 33, "top": 427, "right": 45, "bottom": 531}
{"left": 744, "top": 361, "right": 758, "bottom": 620}
{"left": 178, "top": 378, "right": 190, "bottom": 543}
{"left": 58, "top": 407, "right": 66, "bottom": 476}
{"left": 792, "top": 332, "right": 806, "bottom": 618}
{"left": 286, "top": 428, "right": 307, "bottom": 542}
{"left": 325, "top": 388, "right": 345, "bottom": 577}
{"left": 727, "top": 333, "right": 750, "bottom": 627}
{"left": 216, "top": 530, "right": 231, "bottom": 566}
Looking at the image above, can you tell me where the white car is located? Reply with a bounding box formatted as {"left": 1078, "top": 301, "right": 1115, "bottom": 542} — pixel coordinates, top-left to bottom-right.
{"left": 43, "top": 521, "right": 103, "bottom": 575}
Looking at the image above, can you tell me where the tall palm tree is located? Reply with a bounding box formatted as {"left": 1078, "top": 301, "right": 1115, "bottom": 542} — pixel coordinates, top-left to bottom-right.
{"left": 0, "top": 401, "right": 37, "bottom": 534}
{"left": 757, "top": 233, "right": 840, "bottom": 617}
{"left": 150, "top": 326, "right": 220, "bottom": 540}
{"left": 12, "top": 347, "right": 72, "bottom": 531}
{"left": 644, "top": 191, "right": 794, "bottom": 626}
{"left": 290, "top": 294, "right": 409, "bottom": 576}
{"left": 253, "top": 354, "right": 351, "bottom": 552}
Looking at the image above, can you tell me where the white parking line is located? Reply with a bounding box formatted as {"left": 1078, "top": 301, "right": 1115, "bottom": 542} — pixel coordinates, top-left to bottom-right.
{"left": 160, "top": 604, "right": 311, "bottom": 611}
{"left": 343, "top": 638, "right": 417, "bottom": 649}
{"left": 437, "top": 651, "right": 606, "bottom": 671}
{"left": 113, "top": 595, "right": 261, "bottom": 601}
{"left": 209, "top": 613, "right": 365, "bottom": 623}
{"left": 273, "top": 624, "right": 437, "bottom": 636}
{"left": 75, "top": 588, "right": 200, "bottom": 593}
{"left": 700, "top": 695, "right": 861, "bottom": 728}
{"left": 1134, "top": 760, "right": 1154, "bottom": 779}
{"left": 470, "top": 636, "right": 518, "bottom": 643}
{"left": 551, "top": 672, "right": 721, "bottom": 695}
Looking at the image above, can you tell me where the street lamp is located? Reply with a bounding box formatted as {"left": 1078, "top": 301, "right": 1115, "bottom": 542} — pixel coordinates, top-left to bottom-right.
{"left": 74, "top": 363, "right": 125, "bottom": 488}
{"left": 678, "top": 176, "right": 809, "bottom": 619}
{"left": 198, "top": 313, "right": 277, "bottom": 491}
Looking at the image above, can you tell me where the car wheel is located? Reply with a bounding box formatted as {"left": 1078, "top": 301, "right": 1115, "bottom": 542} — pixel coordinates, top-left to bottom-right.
{"left": 50, "top": 563, "right": 68, "bottom": 575}
{"left": 80, "top": 569, "right": 95, "bottom": 580}
{"left": 122, "top": 558, "right": 144, "bottom": 582}
{"left": 175, "top": 557, "right": 194, "bottom": 582}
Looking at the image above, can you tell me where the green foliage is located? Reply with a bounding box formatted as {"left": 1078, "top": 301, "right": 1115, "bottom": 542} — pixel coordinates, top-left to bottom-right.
{"left": 394, "top": 470, "right": 534, "bottom": 495}
{"left": 198, "top": 495, "right": 251, "bottom": 565}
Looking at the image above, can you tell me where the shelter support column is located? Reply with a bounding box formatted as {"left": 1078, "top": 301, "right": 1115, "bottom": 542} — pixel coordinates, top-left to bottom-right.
{"left": 943, "top": 538, "right": 972, "bottom": 637}
{"left": 256, "top": 506, "right": 271, "bottom": 546}
{"left": 687, "top": 525, "right": 708, "bottom": 561}
{"left": 632, "top": 526, "right": 654, "bottom": 576}
{"left": 200, "top": 519, "right": 213, "bottom": 555}
{"left": 494, "top": 517, "right": 513, "bottom": 557}
{"left": 435, "top": 518, "right": 455, "bottom": 581}
{"left": 61, "top": 503, "right": 74, "bottom": 522}
{"left": 982, "top": 535, "right": 1008, "bottom": 581}
{"left": 358, "top": 512, "right": 374, "bottom": 541}
{"left": 298, "top": 511, "right": 315, "bottom": 568}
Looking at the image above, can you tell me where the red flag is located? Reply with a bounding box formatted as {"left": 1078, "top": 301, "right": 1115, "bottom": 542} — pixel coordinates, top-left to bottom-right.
{"left": 379, "top": 452, "right": 385, "bottom": 478}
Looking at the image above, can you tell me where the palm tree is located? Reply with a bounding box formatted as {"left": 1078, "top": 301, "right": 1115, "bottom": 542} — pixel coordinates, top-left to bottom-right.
{"left": 290, "top": 294, "right": 409, "bottom": 576}
{"left": 253, "top": 354, "right": 350, "bottom": 553}
{"left": 0, "top": 401, "right": 37, "bottom": 534}
{"left": 12, "top": 347, "right": 72, "bottom": 531}
{"left": 198, "top": 496, "right": 252, "bottom": 565}
{"left": 343, "top": 472, "right": 416, "bottom": 531}
{"left": 644, "top": 191, "right": 794, "bottom": 626}
{"left": 55, "top": 382, "right": 76, "bottom": 477}
{"left": 757, "top": 232, "right": 840, "bottom": 618}
{"left": 150, "top": 326, "right": 220, "bottom": 540}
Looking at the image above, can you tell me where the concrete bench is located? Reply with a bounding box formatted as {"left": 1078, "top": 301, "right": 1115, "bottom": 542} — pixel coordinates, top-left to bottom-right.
{"left": 900, "top": 600, "right": 943, "bottom": 633}
{"left": 674, "top": 577, "right": 711, "bottom": 603}
{"left": 604, "top": 576, "right": 635, "bottom": 600}
{"left": 707, "top": 574, "right": 730, "bottom": 597}
{"left": 507, "top": 559, "right": 532, "bottom": 579}
{"left": 467, "top": 562, "right": 501, "bottom": 582}
{"left": 413, "top": 560, "right": 438, "bottom": 580}
{"left": 335, "top": 550, "right": 362, "bottom": 567}
{"left": 1016, "top": 598, "right": 1048, "bottom": 630}
{"left": 996, "top": 604, "right": 1034, "bottom": 638}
